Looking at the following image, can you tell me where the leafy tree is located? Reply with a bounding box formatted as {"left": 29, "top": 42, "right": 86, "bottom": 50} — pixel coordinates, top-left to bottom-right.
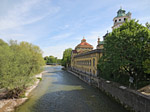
{"left": 0, "top": 40, "right": 45, "bottom": 98}
{"left": 61, "top": 48, "right": 72, "bottom": 68}
{"left": 145, "top": 22, "right": 150, "bottom": 29}
{"left": 143, "top": 43, "right": 150, "bottom": 74}
{"left": 44, "top": 55, "right": 60, "bottom": 64}
{"left": 143, "top": 22, "right": 150, "bottom": 74}
{"left": 98, "top": 20, "right": 150, "bottom": 89}
{"left": 57, "top": 59, "right": 62, "bottom": 64}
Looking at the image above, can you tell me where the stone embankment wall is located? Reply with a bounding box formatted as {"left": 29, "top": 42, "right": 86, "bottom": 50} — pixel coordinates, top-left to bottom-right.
{"left": 68, "top": 70, "right": 150, "bottom": 112}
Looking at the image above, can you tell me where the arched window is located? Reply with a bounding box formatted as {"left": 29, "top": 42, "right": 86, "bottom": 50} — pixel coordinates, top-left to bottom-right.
{"left": 93, "top": 58, "right": 95, "bottom": 67}
{"left": 90, "top": 60, "right": 91, "bottom": 66}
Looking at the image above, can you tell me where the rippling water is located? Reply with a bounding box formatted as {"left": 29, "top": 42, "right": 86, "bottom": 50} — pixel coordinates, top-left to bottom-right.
{"left": 15, "top": 66, "right": 128, "bottom": 112}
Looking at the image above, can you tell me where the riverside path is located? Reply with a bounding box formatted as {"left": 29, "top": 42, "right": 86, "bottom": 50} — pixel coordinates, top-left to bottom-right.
{"left": 15, "top": 66, "right": 128, "bottom": 112}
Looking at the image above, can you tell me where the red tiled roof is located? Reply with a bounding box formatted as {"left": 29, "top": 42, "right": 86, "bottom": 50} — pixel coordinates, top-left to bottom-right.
{"left": 76, "top": 42, "right": 93, "bottom": 48}
{"left": 79, "top": 42, "right": 91, "bottom": 46}
{"left": 75, "top": 38, "right": 93, "bottom": 49}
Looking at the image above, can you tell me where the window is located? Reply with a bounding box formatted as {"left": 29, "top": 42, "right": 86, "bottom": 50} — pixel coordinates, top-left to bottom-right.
{"left": 124, "top": 18, "right": 126, "bottom": 21}
{"left": 93, "top": 70, "right": 95, "bottom": 75}
{"left": 93, "top": 58, "right": 95, "bottom": 67}
{"left": 90, "top": 60, "right": 91, "bottom": 66}
{"left": 119, "top": 19, "right": 121, "bottom": 21}
{"left": 115, "top": 20, "right": 117, "bottom": 23}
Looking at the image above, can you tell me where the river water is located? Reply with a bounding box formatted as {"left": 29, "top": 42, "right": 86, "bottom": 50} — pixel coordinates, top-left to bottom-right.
{"left": 15, "top": 66, "right": 128, "bottom": 112}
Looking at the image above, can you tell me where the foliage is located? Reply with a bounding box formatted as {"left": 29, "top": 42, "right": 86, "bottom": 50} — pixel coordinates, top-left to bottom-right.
{"left": 61, "top": 48, "right": 72, "bottom": 68}
{"left": 143, "top": 22, "right": 150, "bottom": 74}
{"left": 37, "top": 77, "right": 42, "bottom": 81}
{"left": 145, "top": 22, "right": 150, "bottom": 29}
{"left": 98, "top": 20, "right": 150, "bottom": 89}
{"left": 0, "top": 39, "right": 45, "bottom": 98}
{"left": 44, "top": 55, "right": 61, "bottom": 64}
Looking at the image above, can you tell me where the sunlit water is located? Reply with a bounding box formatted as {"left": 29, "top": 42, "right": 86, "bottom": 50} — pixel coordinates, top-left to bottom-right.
{"left": 15, "top": 66, "right": 128, "bottom": 112}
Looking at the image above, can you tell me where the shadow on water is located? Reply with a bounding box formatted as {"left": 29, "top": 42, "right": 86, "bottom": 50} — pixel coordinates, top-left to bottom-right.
{"left": 15, "top": 66, "right": 129, "bottom": 112}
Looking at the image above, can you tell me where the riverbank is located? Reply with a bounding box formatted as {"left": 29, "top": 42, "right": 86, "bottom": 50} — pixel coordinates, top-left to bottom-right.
{"left": 0, "top": 72, "right": 44, "bottom": 112}
{"left": 68, "top": 69, "right": 150, "bottom": 112}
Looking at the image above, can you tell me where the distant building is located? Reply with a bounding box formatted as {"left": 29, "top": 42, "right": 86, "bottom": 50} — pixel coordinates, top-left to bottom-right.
{"left": 71, "top": 38, "right": 103, "bottom": 76}
{"left": 112, "top": 7, "right": 131, "bottom": 30}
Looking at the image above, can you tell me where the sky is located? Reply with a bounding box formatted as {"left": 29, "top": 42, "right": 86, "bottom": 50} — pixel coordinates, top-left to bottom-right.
{"left": 0, "top": 0, "right": 150, "bottom": 59}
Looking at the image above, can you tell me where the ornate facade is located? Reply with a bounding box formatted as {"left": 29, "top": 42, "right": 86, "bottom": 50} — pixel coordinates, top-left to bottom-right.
{"left": 71, "top": 38, "right": 103, "bottom": 76}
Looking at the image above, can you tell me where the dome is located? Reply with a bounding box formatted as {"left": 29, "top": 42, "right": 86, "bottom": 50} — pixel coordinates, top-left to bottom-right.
{"left": 75, "top": 38, "right": 93, "bottom": 50}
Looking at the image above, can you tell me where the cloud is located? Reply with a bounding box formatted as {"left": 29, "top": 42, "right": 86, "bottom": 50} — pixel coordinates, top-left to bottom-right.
{"left": 50, "top": 33, "right": 73, "bottom": 41}
{"left": 0, "top": 0, "right": 60, "bottom": 42}
{"left": 0, "top": 0, "right": 60, "bottom": 30}
{"left": 58, "top": 25, "right": 70, "bottom": 30}
{"left": 137, "top": 16, "right": 150, "bottom": 25}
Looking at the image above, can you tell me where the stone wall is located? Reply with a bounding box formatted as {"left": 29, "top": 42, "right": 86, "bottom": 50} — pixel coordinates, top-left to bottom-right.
{"left": 68, "top": 70, "right": 150, "bottom": 112}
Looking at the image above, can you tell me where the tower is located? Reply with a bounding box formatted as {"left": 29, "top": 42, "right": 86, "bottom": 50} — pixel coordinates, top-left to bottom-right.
{"left": 112, "top": 7, "right": 131, "bottom": 30}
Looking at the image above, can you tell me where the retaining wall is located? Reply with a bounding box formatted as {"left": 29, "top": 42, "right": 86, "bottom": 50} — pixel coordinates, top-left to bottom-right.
{"left": 68, "top": 70, "right": 150, "bottom": 112}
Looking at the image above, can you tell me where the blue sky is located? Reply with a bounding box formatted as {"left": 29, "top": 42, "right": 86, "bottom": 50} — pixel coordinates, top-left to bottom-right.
{"left": 0, "top": 0, "right": 150, "bottom": 59}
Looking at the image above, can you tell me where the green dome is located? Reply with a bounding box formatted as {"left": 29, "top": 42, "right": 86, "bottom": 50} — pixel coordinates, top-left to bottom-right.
{"left": 116, "top": 8, "right": 126, "bottom": 17}
{"left": 99, "top": 41, "right": 104, "bottom": 45}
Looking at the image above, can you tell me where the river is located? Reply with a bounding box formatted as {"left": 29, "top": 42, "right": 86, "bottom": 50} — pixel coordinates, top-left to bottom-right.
{"left": 15, "top": 66, "right": 128, "bottom": 112}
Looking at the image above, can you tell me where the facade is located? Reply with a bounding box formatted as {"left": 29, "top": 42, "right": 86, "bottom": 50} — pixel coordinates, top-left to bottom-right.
{"left": 71, "top": 38, "right": 103, "bottom": 76}
{"left": 112, "top": 7, "right": 131, "bottom": 30}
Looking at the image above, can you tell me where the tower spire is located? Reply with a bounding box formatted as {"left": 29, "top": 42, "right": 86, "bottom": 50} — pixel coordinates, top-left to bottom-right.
{"left": 120, "top": 6, "right": 122, "bottom": 9}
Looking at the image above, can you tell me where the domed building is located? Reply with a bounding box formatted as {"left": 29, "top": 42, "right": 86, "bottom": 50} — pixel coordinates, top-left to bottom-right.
{"left": 75, "top": 38, "right": 93, "bottom": 53}
{"left": 71, "top": 37, "right": 102, "bottom": 76}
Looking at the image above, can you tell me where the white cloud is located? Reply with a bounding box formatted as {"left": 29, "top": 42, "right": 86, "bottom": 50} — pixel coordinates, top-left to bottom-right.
{"left": 0, "top": 0, "right": 60, "bottom": 30}
{"left": 0, "top": 0, "right": 60, "bottom": 42}
{"left": 137, "top": 16, "right": 150, "bottom": 25}
{"left": 50, "top": 33, "right": 73, "bottom": 41}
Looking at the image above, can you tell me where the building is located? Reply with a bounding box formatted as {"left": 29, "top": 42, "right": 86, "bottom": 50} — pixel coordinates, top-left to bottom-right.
{"left": 71, "top": 7, "right": 131, "bottom": 77}
{"left": 96, "top": 31, "right": 109, "bottom": 49}
{"left": 112, "top": 7, "right": 131, "bottom": 30}
{"left": 71, "top": 38, "right": 103, "bottom": 76}
{"left": 75, "top": 37, "right": 93, "bottom": 53}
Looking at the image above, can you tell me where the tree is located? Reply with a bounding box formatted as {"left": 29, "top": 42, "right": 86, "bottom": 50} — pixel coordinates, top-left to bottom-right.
{"left": 98, "top": 20, "right": 150, "bottom": 89}
{"left": 44, "top": 55, "right": 60, "bottom": 64}
{"left": 145, "top": 22, "right": 150, "bottom": 29}
{"left": 0, "top": 40, "right": 45, "bottom": 98}
{"left": 143, "top": 22, "right": 150, "bottom": 74}
{"left": 61, "top": 48, "right": 72, "bottom": 68}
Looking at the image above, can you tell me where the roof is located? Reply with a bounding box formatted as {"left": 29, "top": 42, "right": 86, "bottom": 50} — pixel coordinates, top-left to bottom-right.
{"left": 79, "top": 42, "right": 91, "bottom": 46}
{"left": 99, "top": 41, "right": 104, "bottom": 45}
{"left": 72, "top": 50, "right": 78, "bottom": 53}
{"left": 116, "top": 8, "right": 126, "bottom": 17}
{"left": 75, "top": 38, "right": 93, "bottom": 49}
{"left": 74, "top": 49, "right": 103, "bottom": 58}
{"left": 103, "top": 32, "right": 109, "bottom": 40}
